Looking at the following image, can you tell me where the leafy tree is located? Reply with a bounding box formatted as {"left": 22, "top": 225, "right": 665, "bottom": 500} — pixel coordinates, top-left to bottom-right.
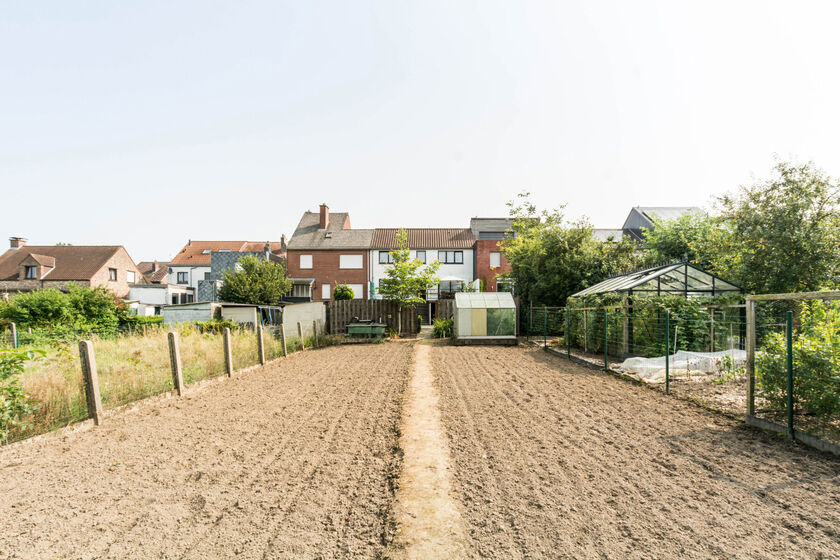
{"left": 333, "top": 284, "right": 354, "bottom": 300}
{"left": 0, "top": 348, "right": 38, "bottom": 443}
{"left": 378, "top": 229, "right": 440, "bottom": 334}
{"left": 218, "top": 256, "right": 293, "bottom": 305}
{"left": 715, "top": 160, "right": 840, "bottom": 293}
{"left": 501, "top": 193, "right": 640, "bottom": 305}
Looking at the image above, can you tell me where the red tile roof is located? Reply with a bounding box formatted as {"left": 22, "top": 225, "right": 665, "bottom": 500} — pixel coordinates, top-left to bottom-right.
{"left": 0, "top": 246, "right": 122, "bottom": 281}
{"left": 371, "top": 228, "right": 474, "bottom": 249}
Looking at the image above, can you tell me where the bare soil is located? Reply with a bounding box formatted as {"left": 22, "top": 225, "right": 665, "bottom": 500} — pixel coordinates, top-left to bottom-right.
{"left": 0, "top": 343, "right": 412, "bottom": 560}
{"left": 433, "top": 344, "right": 840, "bottom": 559}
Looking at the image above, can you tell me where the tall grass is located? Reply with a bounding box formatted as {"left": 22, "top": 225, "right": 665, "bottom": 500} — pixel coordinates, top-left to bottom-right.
{"left": 5, "top": 324, "right": 344, "bottom": 444}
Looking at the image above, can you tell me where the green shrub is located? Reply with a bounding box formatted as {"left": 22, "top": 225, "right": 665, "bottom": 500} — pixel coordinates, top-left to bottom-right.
{"left": 333, "top": 284, "right": 354, "bottom": 301}
{"left": 0, "top": 286, "right": 125, "bottom": 330}
{"left": 0, "top": 349, "right": 38, "bottom": 443}
{"left": 433, "top": 318, "right": 453, "bottom": 338}
{"left": 756, "top": 300, "right": 840, "bottom": 415}
{"left": 194, "top": 319, "right": 239, "bottom": 334}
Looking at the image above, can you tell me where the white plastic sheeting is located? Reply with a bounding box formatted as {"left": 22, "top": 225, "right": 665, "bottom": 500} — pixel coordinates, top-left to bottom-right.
{"left": 615, "top": 349, "right": 746, "bottom": 384}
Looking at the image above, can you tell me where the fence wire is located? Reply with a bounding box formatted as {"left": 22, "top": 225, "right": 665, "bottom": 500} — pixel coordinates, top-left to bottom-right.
{"left": 526, "top": 304, "right": 748, "bottom": 418}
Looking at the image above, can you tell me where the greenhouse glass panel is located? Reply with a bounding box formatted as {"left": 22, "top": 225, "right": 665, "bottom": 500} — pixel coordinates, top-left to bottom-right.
{"left": 487, "top": 308, "right": 516, "bottom": 336}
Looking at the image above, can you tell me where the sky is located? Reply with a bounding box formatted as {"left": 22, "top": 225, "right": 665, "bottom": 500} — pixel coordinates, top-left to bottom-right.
{"left": 2, "top": 1, "right": 840, "bottom": 262}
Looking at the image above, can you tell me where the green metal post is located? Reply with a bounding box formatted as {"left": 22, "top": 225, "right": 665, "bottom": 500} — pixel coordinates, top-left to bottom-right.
{"left": 543, "top": 307, "right": 547, "bottom": 349}
{"left": 566, "top": 306, "right": 571, "bottom": 359}
{"left": 665, "top": 311, "right": 670, "bottom": 395}
{"left": 603, "top": 309, "right": 608, "bottom": 371}
{"left": 786, "top": 310, "right": 794, "bottom": 438}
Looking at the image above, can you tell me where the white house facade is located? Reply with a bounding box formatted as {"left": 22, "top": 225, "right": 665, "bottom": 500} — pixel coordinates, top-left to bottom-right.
{"left": 368, "top": 228, "right": 477, "bottom": 301}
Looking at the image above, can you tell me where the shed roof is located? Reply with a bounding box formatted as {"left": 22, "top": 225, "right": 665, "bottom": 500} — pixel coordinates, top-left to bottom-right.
{"left": 454, "top": 292, "right": 516, "bottom": 309}
{"left": 572, "top": 261, "right": 742, "bottom": 298}
{"left": 371, "top": 228, "right": 474, "bottom": 249}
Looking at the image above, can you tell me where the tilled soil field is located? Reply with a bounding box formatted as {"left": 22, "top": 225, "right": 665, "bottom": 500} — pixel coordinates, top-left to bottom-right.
{"left": 433, "top": 345, "right": 840, "bottom": 559}
{"left": 0, "top": 343, "right": 412, "bottom": 560}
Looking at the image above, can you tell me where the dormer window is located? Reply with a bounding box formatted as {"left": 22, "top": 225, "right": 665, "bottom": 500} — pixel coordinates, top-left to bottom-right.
{"left": 324, "top": 232, "right": 332, "bottom": 238}
{"left": 109, "top": 268, "right": 117, "bottom": 281}
{"left": 25, "top": 266, "right": 37, "bottom": 279}
{"left": 202, "top": 249, "right": 212, "bottom": 254}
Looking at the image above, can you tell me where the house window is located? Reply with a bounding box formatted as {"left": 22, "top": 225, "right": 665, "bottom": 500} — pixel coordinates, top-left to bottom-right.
{"left": 291, "top": 283, "right": 311, "bottom": 298}
{"left": 438, "top": 251, "right": 463, "bottom": 264}
{"left": 489, "top": 252, "right": 501, "bottom": 268}
{"left": 416, "top": 251, "right": 426, "bottom": 264}
{"left": 438, "top": 280, "right": 464, "bottom": 298}
{"left": 347, "top": 284, "right": 364, "bottom": 299}
{"left": 109, "top": 268, "right": 117, "bottom": 281}
{"left": 127, "top": 271, "right": 136, "bottom": 283}
{"left": 497, "top": 280, "right": 515, "bottom": 294}
{"left": 321, "top": 283, "right": 331, "bottom": 300}
{"left": 379, "top": 251, "right": 393, "bottom": 264}
{"left": 171, "top": 294, "right": 179, "bottom": 304}
{"left": 25, "top": 265, "right": 37, "bottom": 279}
{"left": 339, "top": 254, "right": 363, "bottom": 269}
{"left": 177, "top": 271, "right": 189, "bottom": 284}
{"left": 300, "top": 254, "right": 313, "bottom": 269}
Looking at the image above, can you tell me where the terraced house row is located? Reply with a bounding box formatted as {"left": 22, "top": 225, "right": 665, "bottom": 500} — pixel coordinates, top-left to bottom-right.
{"left": 285, "top": 204, "right": 515, "bottom": 304}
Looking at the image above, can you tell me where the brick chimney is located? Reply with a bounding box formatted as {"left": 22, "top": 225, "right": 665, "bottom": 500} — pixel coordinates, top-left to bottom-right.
{"left": 319, "top": 203, "right": 329, "bottom": 229}
{"left": 9, "top": 237, "right": 26, "bottom": 250}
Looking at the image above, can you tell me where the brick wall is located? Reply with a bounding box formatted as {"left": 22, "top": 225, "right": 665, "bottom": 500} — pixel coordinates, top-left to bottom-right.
{"left": 286, "top": 249, "right": 369, "bottom": 301}
{"left": 474, "top": 240, "right": 511, "bottom": 292}
{"left": 89, "top": 247, "right": 145, "bottom": 299}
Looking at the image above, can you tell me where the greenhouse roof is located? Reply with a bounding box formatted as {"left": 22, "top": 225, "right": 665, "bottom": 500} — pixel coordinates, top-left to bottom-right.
{"left": 454, "top": 292, "right": 516, "bottom": 309}
{"left": 572, "top": 261, "right": 742, "bottom": 298}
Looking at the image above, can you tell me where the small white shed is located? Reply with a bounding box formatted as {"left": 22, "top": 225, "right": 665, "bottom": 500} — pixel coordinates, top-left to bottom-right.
{"left": 453, "top": 292, "right": 517, "bottom": 345}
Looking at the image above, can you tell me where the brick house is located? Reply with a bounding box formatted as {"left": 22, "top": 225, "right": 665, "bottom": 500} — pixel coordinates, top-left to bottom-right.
{"left": 470, "top": 218, "right": 515, "bottom": 293}
{"left": 0, "top": 237, "right": 145, "bottom": 299}
{"left": 286, "top": 204, "right": 373, "bottom": 301}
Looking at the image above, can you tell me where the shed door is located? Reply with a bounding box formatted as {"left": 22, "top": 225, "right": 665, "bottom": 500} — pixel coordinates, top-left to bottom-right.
{"left": 470, "top": 308, "right": 487, "bottom": 336}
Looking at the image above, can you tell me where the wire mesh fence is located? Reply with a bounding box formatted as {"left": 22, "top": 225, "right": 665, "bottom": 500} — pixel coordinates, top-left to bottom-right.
{"left": 524, "top": 303, "right": 748, "bottom": 417}
{"left": 748, "top": 293, "right": 840, "bottom": 450}
{"left": 2, "top": 320, "right": 332, "bottom": 445}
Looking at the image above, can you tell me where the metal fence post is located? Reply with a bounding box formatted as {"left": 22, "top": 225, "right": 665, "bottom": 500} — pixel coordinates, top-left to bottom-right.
{"left": 78, "top": 340, "right": 104, "bottom": 425}
{"left": 168, "top": 331, "right": 184, "bottom": 396}
{"left": 566, "top": 306, "right": 571, "bottom": 359}
{"left": 603, "top": 309, "right": 608, "bottom": 371}
{"left": 543, "top": 307, "right": 547, "bottom": 349}
{"left": 10, "top": 322, "right": 17, "bottom": 349}
{"left": 223, "top": 327, "right": 233, "bottom": 376}
{"left": 786, "top": 310, "right": 794, "bottom": 438}
{"left": 257, "top": 325, "right": 266, "bottom": 365}
{"left": 298, "top": 322, "right": 305, "bottom": 350}
{"left": 665, "top": 311, "right": 670, "bottom": 395}
{"left": 280, "top": 325, "right": 287, "bottom": 356}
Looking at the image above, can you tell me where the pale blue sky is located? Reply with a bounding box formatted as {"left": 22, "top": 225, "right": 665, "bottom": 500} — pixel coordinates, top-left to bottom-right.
{"left": 2, "top": 1, "right": 839, "bottom": 261}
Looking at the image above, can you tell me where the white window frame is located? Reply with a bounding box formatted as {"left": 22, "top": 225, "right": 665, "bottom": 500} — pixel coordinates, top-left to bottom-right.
{"left": 321, "top": 283, "right": 331, "bottom": 299}
{"left": 346, "top": 284, "right": 364, "bottom": 299}
{"left": 177, "top": 271, "right": 189, "bottom": 284}
{"left": 416, "top": 250, "right": 426, "bottom": 264}
{"left": 127, "top": 271, "right": 136, "bottom": 283}
{"left": 489, "top": 252, "right": 501, "bottom": 268}
{"left": 339, "top": 254, "right": 363, "bottom": 269}
{"left": 300, "top": 254, "right": 313, "bottom": 269}
{"left": 25, "top": 265, "right": 37, "bottom": 279}
{"left": 379, "top": 251, "right": 393, "bottom": 264}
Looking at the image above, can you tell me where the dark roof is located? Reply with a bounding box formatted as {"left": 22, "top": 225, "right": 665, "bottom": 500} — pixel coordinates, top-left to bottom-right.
{"left": 137, "top": 261, "right": 170, "bottom": 283}
{"left": 170, "top": 241, "right": 286, "bottom": 266}
{"left": 371, "top": 228, "right": 474, "bottom": 249}
{"left": 287, "top": 211, "right": 373, "bottom": 250}
{"left": 0, "top": 246, "right": 122, "bottom": 281}
{"left": 27, "top": 253, "right": 57, "bottom": 267}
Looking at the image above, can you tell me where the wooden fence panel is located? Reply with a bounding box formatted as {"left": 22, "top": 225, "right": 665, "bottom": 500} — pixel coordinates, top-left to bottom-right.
{"left": 326, "top": 300, "right": 420, "bottom": 335}
{"left": 436, "top": 299, "right": 454, "bottom": 320}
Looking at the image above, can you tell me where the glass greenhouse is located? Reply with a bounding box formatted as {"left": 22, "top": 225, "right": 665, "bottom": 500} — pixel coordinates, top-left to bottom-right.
{"left": 454, "top": 292, "right": 517, "bottom": 345}
{"left": 572, "top": 261, "right": 743, "bottom": 299}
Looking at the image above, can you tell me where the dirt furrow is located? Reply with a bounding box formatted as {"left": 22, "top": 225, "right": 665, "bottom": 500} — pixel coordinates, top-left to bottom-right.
{"left": 434, "top": 344, "right": 840, "bottom": 559}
